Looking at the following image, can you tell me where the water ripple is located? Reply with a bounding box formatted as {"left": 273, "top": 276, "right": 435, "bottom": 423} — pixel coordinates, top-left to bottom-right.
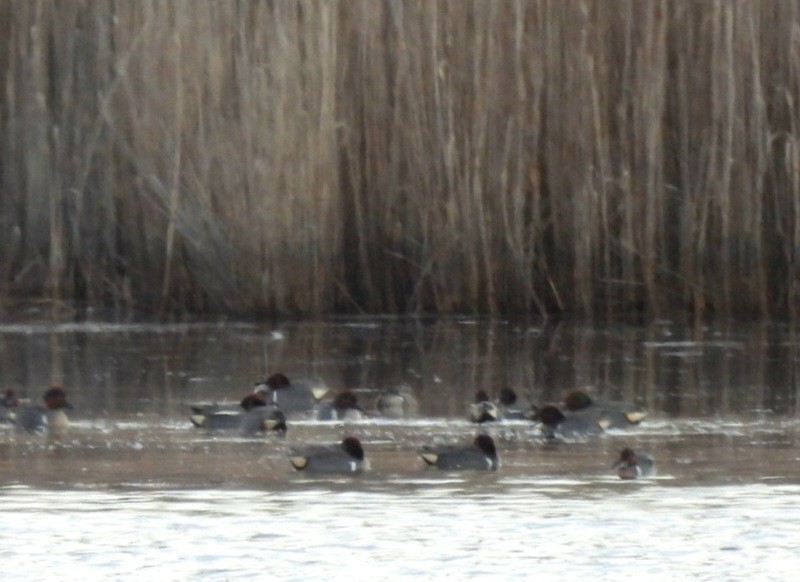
{"left": 1, "top": 484, "right": 799, "bottom": 580}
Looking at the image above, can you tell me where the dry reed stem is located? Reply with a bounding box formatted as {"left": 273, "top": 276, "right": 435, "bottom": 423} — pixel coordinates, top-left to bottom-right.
{"left": 0, "top": 1, "right": 799, "bottom": 320}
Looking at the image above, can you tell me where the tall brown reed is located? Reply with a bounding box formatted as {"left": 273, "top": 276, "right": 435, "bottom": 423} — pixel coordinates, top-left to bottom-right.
{"left": 1, "top": 1, "right": 799, "bottom": 320}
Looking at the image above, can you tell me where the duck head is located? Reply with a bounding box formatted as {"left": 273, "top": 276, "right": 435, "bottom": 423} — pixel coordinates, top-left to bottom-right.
{"left": 564, "top": 390, "right": 593, "bottom": 412}
{"left": 474, "top": 434, "right": 498, "bottom": 458}
{"left": 499, "top": 388, "right": 518, "bottom": 406}
{"left": 334, "top": 390, "right": 362, "bottom": 412}
{"left": 341, "top": 436, "right": 365, "bottom": 460}
{"left": 1, "top": 388, "right": 20, "bottom": 408}
{"left": 43, "top": 386, "right": 72, "bottom": 410}
{"left": 255, "top": 373, "right": 291, "bottom": 391}
{"left": 531, "top": 404, "right": 566, "bottom": 427}
{"left": 613, "top": 448, "right": 648, "bottom": 480}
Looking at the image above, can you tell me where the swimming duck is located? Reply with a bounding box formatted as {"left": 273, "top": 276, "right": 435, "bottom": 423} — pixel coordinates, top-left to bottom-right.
{"left": 613, "top": 448, "right": 654, "bottom": 480}
{"left": 14, "top": 386, "right": 72, "bottom": 435}
{"left": 188, "top": 381, "right": 272, "bottom": 417}
{"left": 469, "top": 390, "right": 500, "bottom": 423}
{"left": 190, "top": 387, "right": 287, "bottom": 436}
{"left": 316, "top": 390, "right": 365, "bottom": 421}
{"left": 288, "top": 436, "right": 367, "bottom": 474}
{"left": 497, "top": 387, "right": 530, "bottom": 420}
{"left": 375, "top": 388, "right": 418, "bottom": 419}
{"left": 530, "top": 404, "right": 607, "bottom": 440}
{"left": 256, "top": 373, "right": 330, "bottom": 416}
{"left": 189, "top": 384, "right": 268, "bottom": 427}
{"left": 0, "top": 388, "right": 21, "bottom": 424}
{"left": 419, "top": 434, "right": 499, "bottom": 471}
{"left": 564, "top": 390, "right": 647, "bottom": 429}
{"left": 239, "top": 406, "right": 287, "bottom": 437}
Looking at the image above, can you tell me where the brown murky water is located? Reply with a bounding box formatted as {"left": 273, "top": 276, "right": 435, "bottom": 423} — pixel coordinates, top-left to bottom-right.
{"left": 1, "top": 317, "right": 799, "bottom": 579}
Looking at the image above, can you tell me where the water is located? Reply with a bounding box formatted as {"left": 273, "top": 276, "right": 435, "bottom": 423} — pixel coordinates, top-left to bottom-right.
{"left": 1, "top": 316, "right": 799, "bottom": 580}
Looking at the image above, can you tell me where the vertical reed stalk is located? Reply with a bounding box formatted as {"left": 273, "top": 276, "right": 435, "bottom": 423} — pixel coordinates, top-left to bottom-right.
{"left": 1, "top": 1, "right": 800, "bottom": 320}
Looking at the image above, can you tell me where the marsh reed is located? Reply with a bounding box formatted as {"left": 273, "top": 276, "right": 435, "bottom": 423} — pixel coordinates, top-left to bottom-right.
{"left": 2, "top": 1, "right": 800, "bottom": 320}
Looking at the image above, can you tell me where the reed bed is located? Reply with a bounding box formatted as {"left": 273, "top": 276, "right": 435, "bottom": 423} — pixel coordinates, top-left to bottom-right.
{"left": 1, "top": 0, "right": 799, "bottom": 320}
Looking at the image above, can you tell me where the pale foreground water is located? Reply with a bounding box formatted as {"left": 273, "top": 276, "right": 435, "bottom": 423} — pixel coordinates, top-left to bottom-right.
{"left": 0, "top": 317, "right": 799, "bottom": 580}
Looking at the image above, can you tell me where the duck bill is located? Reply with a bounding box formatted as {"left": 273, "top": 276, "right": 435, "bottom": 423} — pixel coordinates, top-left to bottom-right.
{"left": 625, "top": 411, "right": 648, "bottom": 423}
{"left": 312, "top": 387, "right": 331, "bottom": 401}
{"left": 420, "top": 453, "right": 439, "bottom": 466}
{"left": 289, "top": 456, "right": 308, "bottom": 470}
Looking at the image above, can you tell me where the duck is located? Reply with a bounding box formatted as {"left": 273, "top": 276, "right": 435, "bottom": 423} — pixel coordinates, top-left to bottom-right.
{"left": 419, "top": 434, "right": 499, "bottom": 471}
{"left": 190, "top": 387, "right": 287, "bottom": 436}
{"left": 239, "top": 406, "right": 287, "bottom": 437}
{"left": 375, "top": 388, "right": 418, "bottom": 419}
{"left": 497, "top": 387, "right": 530, "bottom": 420}
{"left": 14, "top": 386, "right": 72, "bottom": 435}
{"left": 288, "top": 436, "right": 367, "bottom": 474}
{"left": 530, "top": 404, "right": 607, "bottom": 440}
{"left": 316, "top": 390, "right": 365, "bottom": 421}
{"left": 0, "top": 388, "right": 21, "bottom": 424}
{"left": 189, "top": 383, "right": 270, "bottom": 427}
{"left": 256, "top": 373, "right": 330, "bottom": 416}
{"left": 469, "top": 390, "right": 500, "bottom": 423}
{"left": 564, "top": 390, "right": 647, "bottom": 429}
{"left": 613, "top": 448, "right": 654, "bottom": 480}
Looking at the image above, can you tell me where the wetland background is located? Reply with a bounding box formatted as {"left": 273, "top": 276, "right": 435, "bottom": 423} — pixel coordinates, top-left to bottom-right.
{"left": 2, "top": 2, "right": 800, "bottom": 320}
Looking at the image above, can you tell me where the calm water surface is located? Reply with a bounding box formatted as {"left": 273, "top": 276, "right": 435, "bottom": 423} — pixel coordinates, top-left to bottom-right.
{"left": 0, "top": 316, "right": 799, "bottom": 580}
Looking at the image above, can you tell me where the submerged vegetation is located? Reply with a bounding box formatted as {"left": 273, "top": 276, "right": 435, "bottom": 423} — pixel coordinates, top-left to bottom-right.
{"left": 1, "top": 1, "right": 800, "bottom": 320}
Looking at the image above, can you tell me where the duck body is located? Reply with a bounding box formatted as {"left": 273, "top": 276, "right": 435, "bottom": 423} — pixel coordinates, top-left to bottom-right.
{"left": 470, "top": 388, "right": 532, "bottom": 422}
{"left": 419, "top": 434, "right": 499, "bottom": 471}
{"left": 288, "top": 436, "right": 367, "bottom": 474}
{"left": 496, "top": 388, "right": 530, "bottom": 421}
{"left": 375, "top": 388, "right": 418, "bottom": 419}
{"left": 564, "top": 390, "right": 647, "bottom": 429}
{"left": 189, "top": 409, "right": 243, "bottom": 430}
{"left": 531, "top": 404, "right": 606, "bottom": 440}
{"left": 257, "top": 373, "right": 330, "bottom": 417}
{"left": 613, "top": 448, "right": 654, "bottom": 479}
{"left": 316, "top": 390, "right": 365, "bottom": 421}
{"left": 191, "top": 388, "right": 286, "bottom": 436}
{"left": 14, "top": 387, "right": 72, "bottom": 435}
{"left": 469, "top": 390, "right": 500, "bottom": 423}
{"left": 0, "top": 388, "right": 21, "bottom": 424}
{"left": 191, "top": 408, "right": 286, "bottom": 435}
{"left": 239, "top": 406, "right": 287, "bottom": 437}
